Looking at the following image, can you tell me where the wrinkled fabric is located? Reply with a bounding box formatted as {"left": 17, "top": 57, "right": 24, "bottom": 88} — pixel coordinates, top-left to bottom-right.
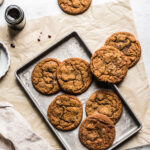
{"left": 0, "top": 102, "right": 53, "bottom": 150}
{"left": 0, "top": 0, "right": 150, "bottom": 149}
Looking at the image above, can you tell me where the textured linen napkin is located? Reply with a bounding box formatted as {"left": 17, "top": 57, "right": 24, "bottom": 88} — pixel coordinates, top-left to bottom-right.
{"left": 0, "top": 102, "right": 53, "bottom": 150}
{"left": 0, "top": 0, "right": 150, "bottom": 149}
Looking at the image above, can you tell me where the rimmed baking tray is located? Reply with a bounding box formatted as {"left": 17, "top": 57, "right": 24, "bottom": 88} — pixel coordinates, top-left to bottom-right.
{"left": 16, "top": 32, "right": 142, "bottom": 150}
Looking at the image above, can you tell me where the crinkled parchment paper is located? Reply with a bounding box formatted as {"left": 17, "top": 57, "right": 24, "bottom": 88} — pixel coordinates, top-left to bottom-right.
{"left": 0, "top": 0, "right": 150, "bottom": 149}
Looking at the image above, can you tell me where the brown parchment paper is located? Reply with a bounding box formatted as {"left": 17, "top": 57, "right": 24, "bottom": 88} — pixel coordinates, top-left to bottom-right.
{"left": 0, "top": 0, "right": 150, "bottom": 149}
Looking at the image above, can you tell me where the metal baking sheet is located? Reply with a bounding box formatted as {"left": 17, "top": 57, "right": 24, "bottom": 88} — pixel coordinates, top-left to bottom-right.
{"left": 16, "top": 32, "right": 142, "bottom": 150}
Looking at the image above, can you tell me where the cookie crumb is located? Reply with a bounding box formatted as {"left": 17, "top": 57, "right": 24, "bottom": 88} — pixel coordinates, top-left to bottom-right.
{"left": 40, "top": 32, "right": 42, "bottom": 34}
{"left": 37, "top": 39, "right": 40, "bottom": 42}
{"left": 48, "top": 35, "right": 51, "bottom": 38}
{"left": 10, "top": 43, "right": 15, "bottom": 48}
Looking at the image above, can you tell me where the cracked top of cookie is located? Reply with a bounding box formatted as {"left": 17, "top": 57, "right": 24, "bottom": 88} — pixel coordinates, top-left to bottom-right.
{"left": 58, "top": 0, "right": 92, "bottom": 15}
{"left": 105, "top": 32, "right": 141, "bottom": 68}
{"left": 57, "top": 58, "right": 92, "bottom": 94}
{"left": 79, "top": 114, "right": 115, "bottom": 150}
{"left": 32, "top": 58, "right": 60, "bottom": 95}
{"left": 86, "top": 90, "right": 122, "bottom": 124}
{"left": 90, "top": 46, "right": 128, "bottom": 84}
{"left": 47, "top": 94, "right": 83, "bottom": 131}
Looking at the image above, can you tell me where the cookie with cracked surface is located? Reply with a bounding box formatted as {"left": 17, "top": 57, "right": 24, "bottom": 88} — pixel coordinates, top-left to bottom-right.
{"left": 58, "top": 0, "right": 92, "bottom": 15}
{"left": 90, "top": 46, "right": 128, "bottom": 84}
{"left": 32, "top": 58, "right": 61, "bottom": 95}
{"left": 47, "top": 94, "right": 83, "bottom": 131}
{"left": 57, "top": 58, "right": 92, "bottom": 94}
{"left": 105, "top": 32, "right": 141, "bottom": 68}
{"left": 86, "top": 90, "right": 122, "bottom": 124}
{"left": 79, "top": 114, "right": 115, "bottom": 150}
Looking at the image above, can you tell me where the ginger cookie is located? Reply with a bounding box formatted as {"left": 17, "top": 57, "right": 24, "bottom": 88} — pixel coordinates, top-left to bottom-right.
{"left": 86, "top": 90, "right": 122, "bottom": 124}
{"left": 58, "top": 0, "right": 92, "bottom": 15}
{"left": 90, "top": 46, "right": 128, "bottom": 84}
{"left": 57, "top": 58, "right": 92, "bottom": 94}
{"left": 79, "top": 114, "right": 115, "bottom": 150}
{"left": 105, "top": 32, "right": 141, "bottom": 68}
{"left": 47, "top": 94, "right": 83, "bottom": 131}
{"left": 32, "top": 58, "right": 61, "bottom": 95}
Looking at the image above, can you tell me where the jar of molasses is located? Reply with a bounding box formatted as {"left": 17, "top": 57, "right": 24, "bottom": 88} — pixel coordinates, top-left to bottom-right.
{"left": 5, "top": 5, "right": 26, "bottom": 30}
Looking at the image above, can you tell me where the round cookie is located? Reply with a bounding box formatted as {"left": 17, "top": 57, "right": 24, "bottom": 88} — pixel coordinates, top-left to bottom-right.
{"left": 32, "top": 58, "right": 61, "bottom": 95}
{"left": 57, "top": 58, "right": 92, "bottom": 94}
{"left": 58, "top": 0, "right": 92, "bottom": 15}
{"left": 47, "top": 94, "right": 83, "bottom": 131}
{"left": 79, "top": 114, "right": 115, "bottom": 150}
{"left": 86, "top": 90, "right": 122, "bottom": 124}
{"left": 105, "top": 32, "right": 141, "bottom": 68}
{"left": 90, "top": 46, "right": 128, "bottom": 84}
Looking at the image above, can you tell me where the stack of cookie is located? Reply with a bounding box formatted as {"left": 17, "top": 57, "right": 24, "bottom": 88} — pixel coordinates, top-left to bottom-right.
{"left": 80, "top": 90, "right": 122, "bottom": 150}
{"left": 31, "top": 32, "right": 141, "bottom": 150}
{"left": 91, "top": 32, "right": 141, "bottom": 84}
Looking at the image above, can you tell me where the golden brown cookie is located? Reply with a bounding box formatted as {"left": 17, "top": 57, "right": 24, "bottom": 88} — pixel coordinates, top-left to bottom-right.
{"left": 57, "top": 58, "right": 92, "bottom": 94}
{"left": 90, "top": 46, "right": 128, "bottom": 84}
{"left": 58, "top": 0, "right": 92, "bottom": 15}
{"left": 47, "top": 94, "right": 83, "bottom": 131}
{"left": 86, "top": 90, "right": 122, "bottom": 124}
{"left": 105, "top": 32, "right": 141, "bottom": 68}
{"left": 32, "top": 58, "right": 61, "bottom": 95}
{"left": 79, "top": 114, "right": 115, "bottom": 150}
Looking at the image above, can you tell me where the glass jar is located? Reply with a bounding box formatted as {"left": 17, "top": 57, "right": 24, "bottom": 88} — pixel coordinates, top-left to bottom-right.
{"left": 5, "top": 5, "right": 26, "bottom": 30}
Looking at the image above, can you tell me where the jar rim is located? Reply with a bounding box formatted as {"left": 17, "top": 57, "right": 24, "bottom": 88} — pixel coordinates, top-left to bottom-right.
{"left": 5, "top": 5, "right": 24, "bottom": 25}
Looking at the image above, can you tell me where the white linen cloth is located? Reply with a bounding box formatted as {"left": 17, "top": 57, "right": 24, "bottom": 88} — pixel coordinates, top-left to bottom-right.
{"left": 0, "top": 102, "right": 53, "bottom": 150}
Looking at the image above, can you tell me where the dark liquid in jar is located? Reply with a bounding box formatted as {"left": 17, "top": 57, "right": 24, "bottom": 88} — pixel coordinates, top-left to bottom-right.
{"left": 8, "top": 8, "right": 20, "bottom": 20}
